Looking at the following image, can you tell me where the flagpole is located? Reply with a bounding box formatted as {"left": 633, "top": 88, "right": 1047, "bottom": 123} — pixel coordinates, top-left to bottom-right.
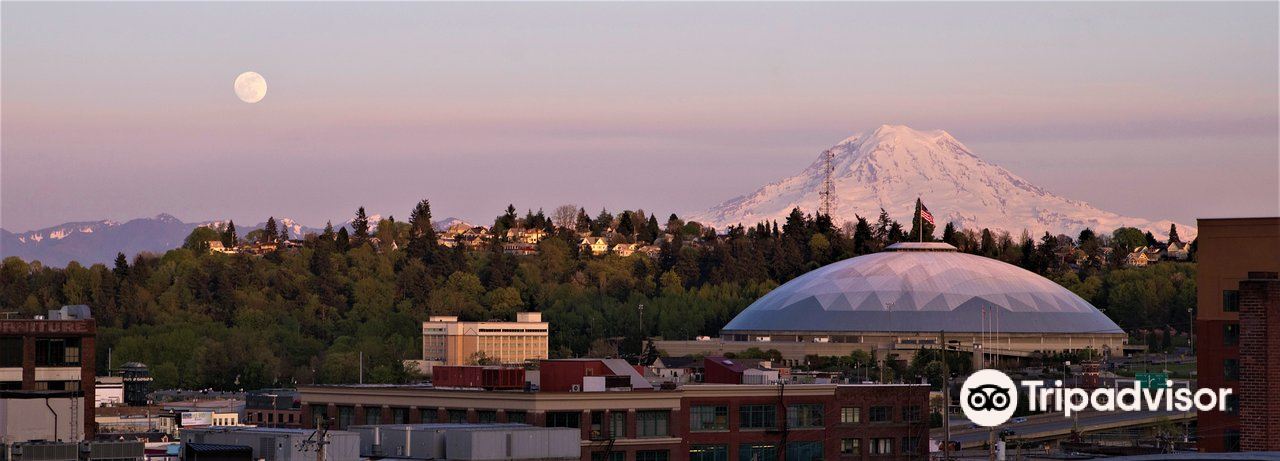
{"left": 918, "top": 198, "right": 923, "bottom": 243}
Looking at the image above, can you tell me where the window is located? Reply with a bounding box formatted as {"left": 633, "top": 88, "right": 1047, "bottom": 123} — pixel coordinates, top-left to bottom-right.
{"left": 902, "top": 405, "right": 922, "bottom": 422}
{"left": 869, "top": 406, "right": 891, "bottom": 423}
{"left": 610, "top": 411, "right": 626, "bottom": 438}
{"left": 477, "top": 410, "right": 497, "bottom": 424}
{"left": 507, "top": 411, "right": 526, "bottom": 424}
{"left": 364, "top": 407, "right": 381, "bottom": 425}
{"left": 547, "top": 411, "right": 580, "bottom": 428}
{"left": 1224, "top": 323, "right": 1240, "bottom": 346}
{"left": 448, "top": 409, "right": 468, "bottom": 423}
{"left": 901, "top": 437, "right": 921, "bottom": 455}
{"left": 592, "top": 452, "right": 624, "bottom": 461}
{"left": 786, "top": 404, "right": 823, "bottom": 428}
{"left": 1225, "top": 394, "right": 1239, "bottom": 415}
{"left": 869, "top": 438, "right": 892, "bottom": 455}
{"left": 337, "top": 406, "right": 354, "bottom": 429}
{"left": 391, "top": 407, "right": 408, "bottom": 424}
{"left": 840, "top": 407, "right": 860, "bottom": 424}
{"left": 690, "top": 445, "right": 727, "bottom": 461}
{"left": 840, "top": 438, "right": 860, "bottom": 455}
{"left": 1224, "top": 359, "right": 1240, "bottom": 381}
{"left": 636, "top": 450, "right": 669, "bottom": 461}
{"left": 1225, "top": 429, "right": 1241, "bottom": 452}
{"left": 420, "top": 408, "right": 438, "bottom": 423}
{"left": 785, "top": 442, "right": 822, "bottom": 461}
{"left": 739, "top": 405, "right": 776, "bottom": 429}
{"left": 738, "top": 444, "right": 777, "bottom": 461}
{"left": 1223, "top": 290, "right": 1239, "bottom": 312}
{"left": 637, "top": 411, "right": 669, "bottom": 437}
{"left": 690, "top": 405, "right": 728, "bottom": 431}
{"left": 33, "top": 338, "right": 80, "bottom": 366}
{"left": 0, "top": 338, "right": 22, "bottom": 367}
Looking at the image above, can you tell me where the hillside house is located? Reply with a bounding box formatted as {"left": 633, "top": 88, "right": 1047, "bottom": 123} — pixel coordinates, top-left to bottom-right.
{"left": 611, "top": 243, "right": 640, "bottom": 257}
{"left": 579, "top": 237, "right": 609, "bottom": 255}
{"left": 502, "top": 242, "right": 539, "bottom": 256}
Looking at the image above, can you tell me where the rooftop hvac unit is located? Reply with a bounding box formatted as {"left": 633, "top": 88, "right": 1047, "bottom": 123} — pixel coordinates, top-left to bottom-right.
{"left": 570, "top": 384, "right": 580, "bottom": 392}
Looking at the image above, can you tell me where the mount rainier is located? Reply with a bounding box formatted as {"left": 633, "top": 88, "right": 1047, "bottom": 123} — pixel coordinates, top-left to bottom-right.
{"left": 690, "top": 125, "right": 1192, "bottom": 240}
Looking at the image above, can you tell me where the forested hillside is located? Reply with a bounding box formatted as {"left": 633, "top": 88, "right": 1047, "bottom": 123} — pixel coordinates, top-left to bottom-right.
{"left": 0, "top": 200, "right": 1195, "bottom": 390}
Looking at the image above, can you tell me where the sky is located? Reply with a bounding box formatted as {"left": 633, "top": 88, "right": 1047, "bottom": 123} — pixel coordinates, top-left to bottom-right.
{"left": 3, "top": 2, "right": 1277, "bottom": 232}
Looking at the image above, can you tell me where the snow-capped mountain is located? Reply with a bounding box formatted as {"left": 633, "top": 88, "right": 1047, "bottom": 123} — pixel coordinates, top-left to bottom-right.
{"left": 690, "top": 125, "right": 1193, "bottom": 240}
{"left": 432, "top": 217, "right": 473, "bottom": 232}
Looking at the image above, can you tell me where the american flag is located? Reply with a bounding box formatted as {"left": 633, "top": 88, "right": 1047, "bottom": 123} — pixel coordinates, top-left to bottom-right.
{"left": 920, "top": 202, "right": 935, "bottom": 225}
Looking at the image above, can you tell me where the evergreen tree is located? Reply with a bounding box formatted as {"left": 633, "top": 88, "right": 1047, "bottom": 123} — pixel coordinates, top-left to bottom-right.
{"left": 942, "top": 222, "right": 958, "bottom": 246}
{"left": 666, "top": 214, "right": 683, "bottom": 235}
{"left": 1144, "top": 231, "right": 1158, "bottom": 247}
{"left": 886, "top": 221, "right": 904, "bottom": 244}
{"left": 336, "top": 227, "right": 350, "bottom": 252}
{"left": 853, "top": 216, "right": 874, "bottom": 255}
{"left": 495, "top": 204, "right": 518, "bottom": 236}
{"left": 352, "top": 207, "right": 370, "bottom": 243}
{"left": 278, "top": 222, "right": 289, "bottom": 242}
{"left": 980, "top": 228, "right": 996, "bottom": 257}
{"left": 1168, "top": 224, "right": 1180, "bottom": 244}
{"left": 907, "top": 198, "right": 936, "bottom": 242}
{"left": 264, "top": 217, "right": 280, "bottom": 243}
{"left": 575, "top": 208, "right": 592, "bottom": 233}
{"left": 113, "top": 252, "right": 130, "bottom": 279}
{"left": 640, "top": 215, "right": 660, "bottom": 244}
{"left": 221, "top": 220, "right": 238, "bottom": 247}
{"left": 617, "top": 211, "right": 636, "bottom": 241}
{"left": 593, "top": 209, "right": 614, "bottom": 236}
{"left": 407, "top": 199, "right": 440, "bottom": 260}
{"left": 1077, "top": 228, "right": 1096, "bottom": 245}
{"left": 874, "top": 208, "right": 893, "bottom": 247}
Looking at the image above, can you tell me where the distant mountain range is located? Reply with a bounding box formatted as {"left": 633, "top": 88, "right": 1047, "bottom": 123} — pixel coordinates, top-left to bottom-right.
{"left": 1, "top": 213, "right": 472, "bottom": 267}
{"left": 690, "top": 125, "right": 1193, "bottom": 240}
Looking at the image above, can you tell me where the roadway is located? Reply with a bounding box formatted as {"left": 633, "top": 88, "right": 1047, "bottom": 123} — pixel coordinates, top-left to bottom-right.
{"left": 934, "top": 410, "right": 1195, "bottom": 448}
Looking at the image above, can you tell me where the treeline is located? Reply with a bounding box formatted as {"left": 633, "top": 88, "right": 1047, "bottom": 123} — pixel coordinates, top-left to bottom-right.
{"left": 0, "top": 200, "right": 1193, "bottom": 390}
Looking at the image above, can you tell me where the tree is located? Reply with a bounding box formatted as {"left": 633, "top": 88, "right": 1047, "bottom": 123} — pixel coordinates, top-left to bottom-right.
{"left": 352, "top": 207, "right": 370, "bottom": 244}
{"left": 113, "top": 252, "right": 130, "bottom": 279}
{"left": 907, "top": 198, "right": 936, "bottom": 242}
{"left": 575, "top": 208, "right": 592, "bottom": 233}
{"left": 1168, "top": 224, "right": 1180, "bottom": 244}
{"left": 980, "top": 228, "right": 996, "bottom": 257}
{"left": 553, "top": 204, "right": 579, "bottom": 230}
{"left": 336, "top": 227, "right": 350, "bottom": 252}
{"left": 593, "top": 209, "right": 614, "bottom": 236}
{"left": 853, "top": 216, "right": 874, "bottom": 255}
{"left": 221, "top": 220, "right": 238, "bottom": 247}
{"left": 495, "top": 204, "right": 518, "bottom": 236}
{"left": 617, "top": 211, "right": 636, "bottom": 241}
{"left": 407, "top": 199, "right": 441, "bottom": 261}
{"left": 1144, "top": 231, "right": 1158, "bottom": 247}
{"left": 183, "top": 227, "right": 220, "bottom": 251}
{"left": 264, "top": 217, "right": 280, "bottom": 243}
{"left": 942, "top": 222, "right": 957, "bottom": 246}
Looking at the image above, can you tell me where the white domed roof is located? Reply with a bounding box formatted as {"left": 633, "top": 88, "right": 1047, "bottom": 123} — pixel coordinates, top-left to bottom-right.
{"left": 722, "top": 242, "right": 1123, "bottom": 334}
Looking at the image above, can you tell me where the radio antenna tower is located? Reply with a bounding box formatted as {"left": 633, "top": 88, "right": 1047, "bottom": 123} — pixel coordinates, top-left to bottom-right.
{"left": 818, "top": 148, "right": 836, "bottom": 216}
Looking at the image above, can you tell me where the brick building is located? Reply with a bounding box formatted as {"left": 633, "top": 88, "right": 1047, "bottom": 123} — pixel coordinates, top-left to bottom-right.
{"left": 1236, "top": 274, "right": 1279, "bottom": 451}
{"left": 299, "top": 361, "right": 929, "bottom": 461}
{"left": 0, "top": 305, "right": 97, "bottom": 441}
{"left": 1194, "top": 217, "right": 1280, "bottom": 452}
{"left": 244, "top": 389, "right": 302, "bottom": 428}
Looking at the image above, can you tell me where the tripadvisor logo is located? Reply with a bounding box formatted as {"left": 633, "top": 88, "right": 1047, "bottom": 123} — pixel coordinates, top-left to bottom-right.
{"left": 960, "top": 368, "right": 1234, "bottom": 427}
{"left": 961, "top": 369, "right": 1019, "bottom": 427}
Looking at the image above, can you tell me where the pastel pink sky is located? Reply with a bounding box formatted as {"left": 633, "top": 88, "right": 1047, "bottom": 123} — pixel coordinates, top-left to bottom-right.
{"left": 2, "top": 2, "right": 1277, "bottom": 231}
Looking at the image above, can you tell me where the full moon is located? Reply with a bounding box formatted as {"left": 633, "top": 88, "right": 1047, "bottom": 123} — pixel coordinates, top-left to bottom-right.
{"left": 234, "top": 71, "right": 267, "bottom": 103}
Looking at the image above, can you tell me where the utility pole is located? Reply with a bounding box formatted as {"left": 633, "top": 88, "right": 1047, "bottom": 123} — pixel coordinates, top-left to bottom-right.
{"left": 942, "top": 330, "right": 951, "bottom": 461}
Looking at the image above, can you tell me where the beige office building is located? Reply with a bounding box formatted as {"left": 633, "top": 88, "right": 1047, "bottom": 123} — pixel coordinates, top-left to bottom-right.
{"left": 423, "top": 312, "right": 549, "bottom": 365}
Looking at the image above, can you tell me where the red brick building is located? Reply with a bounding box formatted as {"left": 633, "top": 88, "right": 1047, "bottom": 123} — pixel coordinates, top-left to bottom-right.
{"left": 1237, "top": 274, "right": 1279, "bottom": 451}
{"left": 1194, "top": 217, "right": 1280, "bottom": 452}
{"left": 0, "top": 306, "right": 97, "bottom": 440}
{"left": 299, "top": 361, "right": 929, "bottom": 461}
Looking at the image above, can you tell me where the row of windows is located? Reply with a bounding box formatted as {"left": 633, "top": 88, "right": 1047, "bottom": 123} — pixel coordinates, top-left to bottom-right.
{"left": 690, "top": 403, "right": 920, "bottom": 432}
{"left": 687, "top": 442, "right": 829, "bottom": 461}
{"left": 0, "top": 338, "right": 82, "bottom": 367}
